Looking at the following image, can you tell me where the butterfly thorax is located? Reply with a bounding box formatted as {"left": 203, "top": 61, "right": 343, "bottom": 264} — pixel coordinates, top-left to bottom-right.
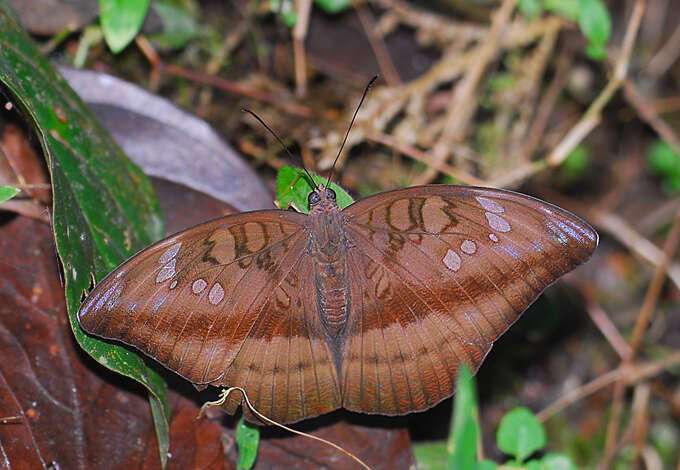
{"left": 307, "top": 192, "right": 351, "bottom": 366}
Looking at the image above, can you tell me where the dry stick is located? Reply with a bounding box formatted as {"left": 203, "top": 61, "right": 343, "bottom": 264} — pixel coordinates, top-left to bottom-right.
{"left": 646, "top": 18, "right": 680, "bottom": 78}
{"left": 521, "top": 52, "right": 572, "bottom": 161}
{"left": 585, "top": 301, "right": 632, "bottom": 361}
{"left": 602, "top": 206, "right": 680, "bottom": 469}
{"left": 365, "top": 132, "right": 485, "bottom": 185}
{"left": 630, "top": 383, "right": 651, "bottom": 469}
{"left": 198, "top": 387, "right": 372, "bottom": 470}
{"left": 134, "top": 36, "right": 313, "bottom": 118}
{"left": 589, "top": 209, "right": 680, "bottom": 290}
{"left": 354, "top": 1, "right": 402, "bottom": 86}
{"left": 416, "top": 0, "right": 518, "bottom": 185}
{"left": 293, "top": 0, "right": 313, "bottom": 97}
{"left": 623, "top": 79, "right": 680, "bottom": 155}
{"left": 536, "top": 350, "right": 680, "bottom": 422}
{"left": 494, "top": 0, "right": 646, "bottom": 189}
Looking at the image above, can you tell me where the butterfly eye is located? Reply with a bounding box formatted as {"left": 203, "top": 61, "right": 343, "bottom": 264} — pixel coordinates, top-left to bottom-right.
{"left": 308, "top": 191, "right": 321, "bottom": 206}
{"left": 327, "top": 189, "right": 336, "bottom": 201}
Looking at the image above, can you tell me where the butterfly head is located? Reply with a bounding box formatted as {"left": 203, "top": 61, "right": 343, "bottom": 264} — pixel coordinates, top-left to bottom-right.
{"left": 308, "top": 186, "right": 338, "bottom": 213}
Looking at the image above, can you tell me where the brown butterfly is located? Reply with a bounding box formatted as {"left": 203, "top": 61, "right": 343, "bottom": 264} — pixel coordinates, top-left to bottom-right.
{"left": 78, "top": 182, "right": 597, "bottom": 424}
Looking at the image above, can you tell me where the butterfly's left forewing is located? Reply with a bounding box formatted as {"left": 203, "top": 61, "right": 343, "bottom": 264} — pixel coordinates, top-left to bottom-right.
{"left": 340, "top": 185, "right": 597, "bottom": 415}
{"left": 78, "top": 210, "right": 342, "bottom": 423}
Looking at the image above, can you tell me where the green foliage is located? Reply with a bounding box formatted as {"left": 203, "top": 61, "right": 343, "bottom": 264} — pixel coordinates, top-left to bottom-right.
{"left": 497, "top": 407, "right": 546, "bottom": 463}
{"left": 270, "top": 0, "right": 350, "bottom": 27}
{"left": 0, "top": 185, "right": 19, "bottom": 202}
{"left": 413, "top": 371, "right": 578, "bottom": 470}
{"left": 276, "top": 165, "right": 354, "bottom": 213}
{"left": 99, "top": 0, "right": 151, "bottom": 53}
{"left": 314, "top": 0, "right": 351, "bottom": 14}
{"left": 648, "top": 139, "right": 680, "bottom": 193}
{"left": 236, "top": 419, "right": 260, "bottom": 470}
{"left": 448, "top": 365, "right": 479, "bottom": 469}
{"left": 517, "top": 0, "right": 611, "bottom": 60}
{"left": 149, "top": 1, "right": 199, "bottom": 49}
{"left": 0, "top": 3, "right": 170, "bottom": 466}
{"left": 558, "top": 145, "right": 590, "bottom": 183}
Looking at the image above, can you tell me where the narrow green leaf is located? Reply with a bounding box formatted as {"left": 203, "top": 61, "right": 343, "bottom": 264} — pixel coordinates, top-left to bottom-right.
{"left": 578, "top": 0, "right": 611, "bottom": 45}
{"left": 0, "top": 2, "right": 169, "bottom": 466}
{"left": 100, "top": 0, "right": 151, "bottom": 53}
{"left": 543, "top": 0, "right": 580, "bottom": 20}
{"left": 0, "top": 185, "right": 19, "bottom": 202}
{"left": 517, "top": 0, "right": 542, "bottom": 19}
{"left": 536, "top": 453, "right": 578, "bottom": 470}
{"left": 477, "top": 459, "right": 499, "bottom": 470}
{"left": 496, "top": 407, "right": 546, "bottom": 463}
{"left": 448, "top": 364, "right": 479, "bottom": 470}
{"left": 314, "top": 0, "right": 351, "bottom": 14}
{"left": 413, "top": 442, "right": 448, "bottom": 470}
{"left": 236, "top": 419, "right": 260, "bottom": 470}
{"left": 150, "top": 1, "right": 199, "bottom": 49}
{"left": 276, "top": 165, "right": 354, "bottom": 213}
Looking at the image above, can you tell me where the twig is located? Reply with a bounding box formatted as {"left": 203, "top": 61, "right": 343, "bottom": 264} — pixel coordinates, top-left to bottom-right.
{"left": 416, "top": 0, "right": 518, "bottom": 185}
{"left": 602, "top": 204, "right": 680, "bottom": 468}
{"left": 198, "top": 387, "right": 372, "bottom": 469}
{"left": 543, "top": 0, "right": 645, "bottom": 168}
{"left": 623, "top": 79, "right": 680, "bottom": 155}
{"left": 536, "top": 350, "right": 680, "bottom": 422}
{"left": 293, "top": 0, "right": 312, "bottom": 97}
{"left": 646, "top": 19, "right": 680, "bottom": 78}
{"left": 630, "top": 383, "right": 651, "bottom": 469}
{"left": 585, "top": 302, "right": 632, "bottom": 361}
{"left": 521, "top": 52, "right": 572, "bottom": 160}
{"left": 135, "top": 36, "right": 313, "bottom": 117}
{"left": 354, "top": 1, "right": 401, "bottom": 86}
{"left": 365, "top": 132, "right": 484, "bottom": 185}
{"left": 588, "top": 209, "right": 680, "bottom": 290}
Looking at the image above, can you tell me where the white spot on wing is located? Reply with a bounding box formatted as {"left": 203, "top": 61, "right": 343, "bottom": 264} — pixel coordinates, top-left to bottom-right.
{"left": 476, "top": 196, "right": 504, "bottom": 213}
{"left": 460, "top": 239, "right": 477, "bottom": 254}
{"left": 159, "top": 242, "right": 182, "bottom": 264}
{"left": 485, "top": 212, "right": 511, "bottom": 233}
{"left": 209, "top": 282, "right": 225, "bottom": 305}
{"left": 443, "top": 249, "right": 461, "bottom": 271}
{"left": 489, "top": 233, "right": 499, "bottom": 242}
{"left": 170, "top": 280, "right": 178, "bottom": 289}
{"left": 156, "top": 258, "right": 176, "bottom": 283}
{"left": 192, "top": 278, "right": 207, "bottom": 294}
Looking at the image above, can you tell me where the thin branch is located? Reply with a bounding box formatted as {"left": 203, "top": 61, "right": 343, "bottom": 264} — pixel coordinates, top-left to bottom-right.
{"left": 354, "top": 1, "right": 402, "bottom": 86}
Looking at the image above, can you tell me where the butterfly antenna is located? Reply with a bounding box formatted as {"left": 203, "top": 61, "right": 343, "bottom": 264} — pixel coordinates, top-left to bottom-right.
{"left": 325, "top": 75, "right": 378, "bottom": 189}
{"left": 241, "top": 108, "right": 317, "bottom": 189}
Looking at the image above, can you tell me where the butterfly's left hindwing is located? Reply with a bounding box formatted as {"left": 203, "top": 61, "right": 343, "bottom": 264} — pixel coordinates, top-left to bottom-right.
{"left": 340, "top": 185, "right": 597, "bottom": 415}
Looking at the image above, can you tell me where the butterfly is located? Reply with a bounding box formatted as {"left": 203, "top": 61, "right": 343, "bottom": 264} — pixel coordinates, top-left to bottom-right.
{"left": 78, "top": 182, "right": 597, "bottom": 424}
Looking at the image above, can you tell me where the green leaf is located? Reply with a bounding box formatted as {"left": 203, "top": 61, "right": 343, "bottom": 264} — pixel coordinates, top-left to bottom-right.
{"left": 0, "top": 185, "right": 19, "bottom": 202}
{"left": 560, "top": 145, "right": 590, "bottom": 182}
{"left": 578, "top": 0, "right": 611, "bottom": 45}
{"left": 537, "top": 453, "right": 578, "bottom": 470}
{"left": 543, "top": 0, "right": 580, "bottom": 20}
{"left": 0, "top": 2, "right": 169, "bottom": 466}
{"left": 497, "top": 407, "right": 546, "bottom": 463}
{"left": 413, "top": 442, "right": 448, "bottom": 470}
{"left": 648, "top": 139, "right": 680, "bottom": 175}
{"left": 276, "top": 165, "right": 354, "bottom": 213}
{"left": 100, "top": 0, "right": 151, "bottom": 53}
{"left": 314, "top": 0, "right": 351, "bottom": 14}
{"left": 236, "top": 419, "right": 260, "bottom": 470}
{"left": 476, "top": 459, "right": 499, "bottom": 470}
{"left": 517, "top": 0, "right": 542, "bottom": 19}
{"left": 585, "top": 42, "right": 607, "bottom": 61}
{"left": 270, "top": 0, "right": 298, "bottom": 27}
{"left": 149, "top": 1, "right": 199, "bottom": 49}
{"left": 448, "top": 365, "right": 479, "bottom": 469}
